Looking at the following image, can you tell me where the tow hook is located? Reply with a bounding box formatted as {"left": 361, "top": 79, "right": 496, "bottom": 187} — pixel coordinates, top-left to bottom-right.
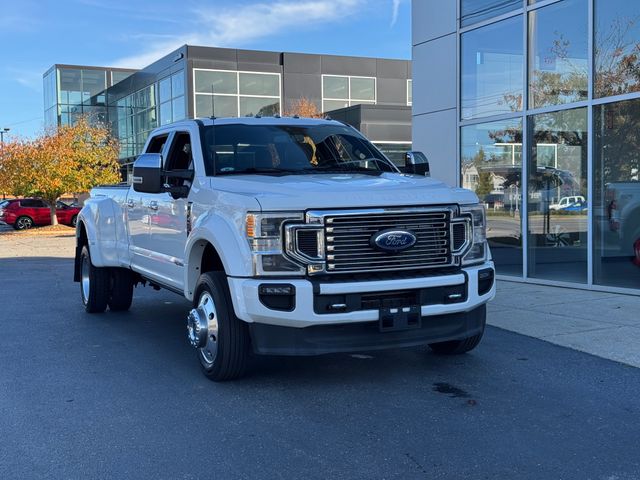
{"left": 187, "top": 307, "right": 208, "bottom": 348}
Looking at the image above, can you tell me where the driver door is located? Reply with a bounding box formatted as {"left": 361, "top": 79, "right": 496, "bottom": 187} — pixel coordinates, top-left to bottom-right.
{"left": 147, "top": 131, "right": 194, "bottom": 290}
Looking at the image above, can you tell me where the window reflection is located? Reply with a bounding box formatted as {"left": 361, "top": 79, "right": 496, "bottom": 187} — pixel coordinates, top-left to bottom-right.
{"left": 528, "top": 0, "right": 588, "bottom": 109}
{"left": 594, "top": 99, "right": 640, "bottom": 289}
{"left": 595, "top": 0, "right": 640, "bottom": 98}
{"left": 461, "top": 0, "right": 521, "bottom": 27}
{"left": 461, "top": 16, "right": 523, "bottom": 120}
{"left": 527, "top": 108, "right": 588, "bottom": 283}
{"left": 322, "top": 75, "right": 377, "bottom": 112}
{"left": 194, "top": 69, "right": 281, "bottom": 118}
{"left": 462, "top": 119, "right": 523, "bottom": 275}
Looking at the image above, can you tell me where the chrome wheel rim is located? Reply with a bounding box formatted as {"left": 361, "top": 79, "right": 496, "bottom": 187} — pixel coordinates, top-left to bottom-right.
{"left": 17, "top": 217, "right": 32, "bottom": 229}
{"left": 81, "top": 254, "right": 90, "bottom": 304}
{"left": 197, "top": 291, "right": 219, "bottom": 366}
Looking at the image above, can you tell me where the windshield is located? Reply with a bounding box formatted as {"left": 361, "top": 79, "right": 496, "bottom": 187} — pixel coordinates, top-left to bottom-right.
{"left": 202, "top": 124, "right": 397, "bottom": 176}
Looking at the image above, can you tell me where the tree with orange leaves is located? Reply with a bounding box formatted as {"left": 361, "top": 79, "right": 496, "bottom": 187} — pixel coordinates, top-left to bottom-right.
{"left": 2, "top": 116, "right": 121, "bottom": 225}
{"left": 285, "top": 97, "right": 323, "bottom": 118}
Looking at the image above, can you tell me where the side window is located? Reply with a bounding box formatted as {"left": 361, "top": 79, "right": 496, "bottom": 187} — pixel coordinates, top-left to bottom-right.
{"left": 164, "top": 132, "right": 194, "bottom": 188}
{"left": 146, "top": 134, "right": 169, "bottom": 154}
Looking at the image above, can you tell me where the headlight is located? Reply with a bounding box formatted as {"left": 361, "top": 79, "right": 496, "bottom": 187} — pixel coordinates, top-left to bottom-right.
{"left": 460, "top": 204, "right": 487, "bottom": 266}
{"left": 246, "top": 212, "right": 305, "bottom": 276}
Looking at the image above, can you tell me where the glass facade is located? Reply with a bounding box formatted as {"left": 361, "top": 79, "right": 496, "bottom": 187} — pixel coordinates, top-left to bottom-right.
{"left": 55, "top": 68, "right": 109, "bottom": 126}
{"left": 110, "top": 69, "right": 185, "bottom": 159}
{"left": 43, "top": 66, "right": 136, "bottom": 130}
{"left": 528, "top": 0, "right": 588, "bottom": 109}
{"left": 593, "top": 99, "right": 640, "bottom": 290}
{"left": 322, "top": 75, "right": 376, "bottom": 112}
{"left": 527, "top": 108, "right": 588, "bottom": 283}
{"left": 43, "top": 69, "right": 57, "bottom": 129}
{"left": 193, "top": 69, "right": 281, "bottom": 118}
{"left": 461, "top": 0, "right": 521, "bottom": 27}
{"left": 461, "top": 15, "right": 523, "bottom": 119}
{"left": 459, "top": 0, "right": 640, "bottom": 293}
{"left": 461, "top": 118, "right": 523, "bottom": 276}
{"left": 594, "top": 0, "right": 640, "bottom": 98}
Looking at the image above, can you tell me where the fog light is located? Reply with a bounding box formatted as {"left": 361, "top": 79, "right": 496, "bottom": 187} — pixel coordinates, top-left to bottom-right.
{"left": 259, "top": 284, "right": 294, "bottom": 295}
{"left": 259, "top": 284, "right": 296, "bottom": 311}
{"left": 478, "top": 268, "right": 494, "bottom": 296}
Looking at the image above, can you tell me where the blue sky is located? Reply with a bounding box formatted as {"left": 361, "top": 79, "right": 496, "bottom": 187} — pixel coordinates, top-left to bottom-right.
{"left": 0, "top": 0, "right": 411, "bottom": 139}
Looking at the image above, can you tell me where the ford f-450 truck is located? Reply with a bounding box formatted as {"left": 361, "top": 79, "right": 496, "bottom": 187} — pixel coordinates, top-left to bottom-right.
{"left": 74, "top": 117, "right": 495, "bottom": 381}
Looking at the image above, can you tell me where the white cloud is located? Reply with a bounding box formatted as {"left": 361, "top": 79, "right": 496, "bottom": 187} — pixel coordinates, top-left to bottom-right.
{"left": 112, "top": 0, "right": 364, "bottom": 69}
{"left": 390, "top": 0, "right": 402, "bottom": 27}
{"left": 6, "top": 67, "right": 43, "bottom": 92}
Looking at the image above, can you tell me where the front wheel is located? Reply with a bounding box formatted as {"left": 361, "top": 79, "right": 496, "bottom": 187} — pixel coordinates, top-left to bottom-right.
{"left": 80, "top": 245, "right": 110, "bottom": 313}
{"left": 71, "top": 215, "right": 78, "bottom": 228}
{"left": 14, "top": 216, "right": 34, "bottom": 230}
{"left": 189, "top": 272, "right": 249, "bottom": 381}
{"left": 428, "top": 306, "right": 486, "bottom": 355}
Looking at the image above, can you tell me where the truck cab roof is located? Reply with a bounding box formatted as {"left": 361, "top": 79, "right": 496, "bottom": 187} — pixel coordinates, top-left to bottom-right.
{"left": 162, "top": 116, "right": 348, "bottom": 130}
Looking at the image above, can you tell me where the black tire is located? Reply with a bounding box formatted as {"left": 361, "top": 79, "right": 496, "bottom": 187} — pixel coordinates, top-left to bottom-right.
{"left": 428, "top": 306, "right": 486, "bottom": 355}
{"left": 14, "top": 216, "right": 34, "bottom": 230}
{"left": 193, "top": 272, "right": 249, "bottom": 381}
{"left": 632, "top": 228, "right": 640, "bottom": 267}
{"left": 108, "top": 268, "right": 134, "bottom": 311}
{"left": 71, "top": 215, "right": 78, "bottom": 228}
{"left": 79, "top": 245, "right": 110, "bottom": 313}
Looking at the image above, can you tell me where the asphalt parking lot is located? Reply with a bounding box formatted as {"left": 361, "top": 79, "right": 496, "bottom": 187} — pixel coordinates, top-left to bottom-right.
{"left": 1, "top": 248, "right": 640, "bottom": 479}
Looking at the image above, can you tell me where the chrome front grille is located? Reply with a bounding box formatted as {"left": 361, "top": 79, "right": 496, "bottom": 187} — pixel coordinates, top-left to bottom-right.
{"left": 323, "top": 209, "right": 454, "bottom": 273}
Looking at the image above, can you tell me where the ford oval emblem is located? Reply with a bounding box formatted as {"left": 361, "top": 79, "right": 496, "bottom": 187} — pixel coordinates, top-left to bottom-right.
{"left": 371, "top": 229, "right": 417, "bottom": 253}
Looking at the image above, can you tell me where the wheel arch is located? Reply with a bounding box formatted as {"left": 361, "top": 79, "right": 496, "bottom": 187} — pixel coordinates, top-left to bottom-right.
{"left": 183, "top": 217, "right": 254, "bottom": 301}
{"left": 185, "top": 240, "right": 225, "bottom": 301}
{"left": 73, "top": 221, "right": 90, "bottom": 282}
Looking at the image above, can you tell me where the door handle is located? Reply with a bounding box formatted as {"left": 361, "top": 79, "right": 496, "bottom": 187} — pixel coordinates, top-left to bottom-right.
{"left": 149, "top": 201, "right": 159, "bottom": 211}
{"left": 127, "top": 199, "right": 135, "bottom": 208}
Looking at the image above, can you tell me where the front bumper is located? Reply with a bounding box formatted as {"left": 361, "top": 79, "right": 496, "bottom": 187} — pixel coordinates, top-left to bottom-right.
{"left": 249, "top": 304, "right": 486, "bottom": 355}
{"left": 227, "top": 262, "right": 495, "bottom": 329}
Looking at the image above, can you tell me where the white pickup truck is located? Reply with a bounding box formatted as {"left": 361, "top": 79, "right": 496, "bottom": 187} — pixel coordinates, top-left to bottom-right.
{"left": 74, "top": 117, "right": 495, "bottom": 380}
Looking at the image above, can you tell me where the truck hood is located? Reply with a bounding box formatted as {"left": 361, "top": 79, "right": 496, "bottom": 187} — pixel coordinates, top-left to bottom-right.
{"left": 210, "top": 173, "right": 479, "bottom": 211}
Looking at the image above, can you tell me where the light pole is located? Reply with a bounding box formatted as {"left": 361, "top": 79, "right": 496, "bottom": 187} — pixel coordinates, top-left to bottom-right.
{"left": 0, "top": 128, "right": 9, "bottom": 199}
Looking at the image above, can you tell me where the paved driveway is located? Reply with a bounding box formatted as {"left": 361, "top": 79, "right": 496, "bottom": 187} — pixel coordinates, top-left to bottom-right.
{"left": 1, "top": 250, "right": 639, "bottom": 479}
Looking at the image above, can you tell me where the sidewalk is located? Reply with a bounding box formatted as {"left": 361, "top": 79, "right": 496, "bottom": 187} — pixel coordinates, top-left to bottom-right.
{"left": 488, "top": 280, "right": 640, "bottom": 368}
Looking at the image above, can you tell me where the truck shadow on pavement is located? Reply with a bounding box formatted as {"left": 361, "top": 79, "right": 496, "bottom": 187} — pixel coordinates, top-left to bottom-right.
{"left": 0, "top": 256, "right": 490, "bottom": 389}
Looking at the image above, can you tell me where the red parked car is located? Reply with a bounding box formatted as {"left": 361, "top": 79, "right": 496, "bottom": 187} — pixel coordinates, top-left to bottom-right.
{"left": 0, "top": 198, "right": 81, "bottom": 230}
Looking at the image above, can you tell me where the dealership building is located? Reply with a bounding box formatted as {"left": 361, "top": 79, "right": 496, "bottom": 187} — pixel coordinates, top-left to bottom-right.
{"left": 43, "top": 46, "right": 412, "bottom": 170}
{"left": 412, "top": 0, "right": 640, "bottom": 294}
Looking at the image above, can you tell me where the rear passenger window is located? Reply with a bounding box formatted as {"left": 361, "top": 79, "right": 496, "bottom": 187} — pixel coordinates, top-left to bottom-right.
{"left": 164, "top": 132, "right": 194, "bottom": 188}
{"left": 146, "top": 134, "right": 169, "bottom": 154}
{"left": 20, "top": 199, "right": 47, "bottom": 208}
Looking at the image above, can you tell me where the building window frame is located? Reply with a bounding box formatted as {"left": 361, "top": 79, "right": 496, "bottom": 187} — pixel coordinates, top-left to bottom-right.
{"left": 192, "top": 68, "right": 282, "bottom": 118}
{"left": 407, "top": 79, "right": 412, "bottom": 106}
{"left": 455, "top": 0, "right": 640, "bottom": 295}
{"left": 321, "top": 74, "right": 377, "bottom": 112}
